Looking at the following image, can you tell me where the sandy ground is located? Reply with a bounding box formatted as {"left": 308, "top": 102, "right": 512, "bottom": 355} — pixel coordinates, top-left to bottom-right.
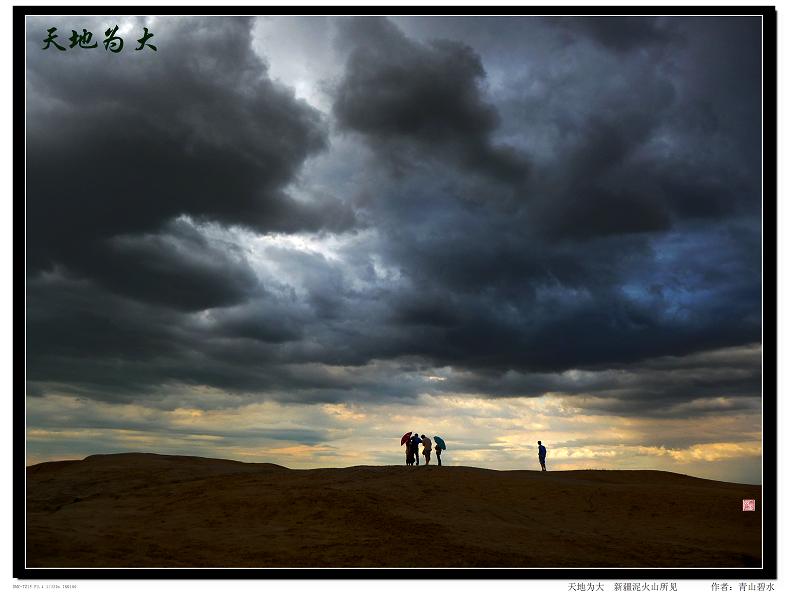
{"left": 25, "top": 452, "right": 761, "bottom": 568}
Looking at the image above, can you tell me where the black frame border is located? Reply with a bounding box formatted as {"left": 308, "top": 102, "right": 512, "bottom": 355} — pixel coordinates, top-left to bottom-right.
{"left": 14, "top": 4, "right": 777, "bottom": 580}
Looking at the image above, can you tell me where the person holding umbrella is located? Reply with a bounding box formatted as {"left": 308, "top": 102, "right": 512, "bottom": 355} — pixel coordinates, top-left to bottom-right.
{"left": 401, "top": 432, "right": 413, "bottom": 466}
{"left": 406, "top": 439, "right": 416, "bottom": 466}
{"left": 434, "top": 436, "right": 446, "bottom": 466}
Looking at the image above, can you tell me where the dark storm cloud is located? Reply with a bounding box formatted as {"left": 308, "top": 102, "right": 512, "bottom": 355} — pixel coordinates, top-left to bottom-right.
{"left": 96, "top": 218, "right": 261, "bottom": 310}
{"left": 26, "top": 268, "right": 761, "bottom": 418}
{"left": 26, "top": 16, "right": 763, "bottom": 420}
{"left": 26, "top": 268, "right": 397, "bottom": 405}
{"left": 426, "top": 344, "right": 762, "bottom": 417}
{"left": 208, "top": 299, "right": 306, "bottom": 344}
{"left": 556, "top": 16, "right": 674, "bottom": 52}
{"left": 25, "top": 274, "right": 290, "bottom": 402}
{"left": 26, "top": 16, "right": 356, "bottom": 310}
{"left": 333, "top": 17, "right": 529, "bottom": 185}
{"left": 330, "top": 17, "right": 761, "bottom": 357}
{"left": 530, "top": 110, "right": 676, "bottom": 239}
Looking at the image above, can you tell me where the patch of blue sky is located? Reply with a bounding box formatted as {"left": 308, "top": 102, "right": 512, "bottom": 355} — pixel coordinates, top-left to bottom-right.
{"left": 620, "top": 223, "right": 760, "bottom": 324}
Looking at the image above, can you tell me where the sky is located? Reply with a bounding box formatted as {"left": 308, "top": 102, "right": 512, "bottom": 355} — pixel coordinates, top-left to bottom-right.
{"left": 25, "top": 15, "right": 763, "bottom": 483}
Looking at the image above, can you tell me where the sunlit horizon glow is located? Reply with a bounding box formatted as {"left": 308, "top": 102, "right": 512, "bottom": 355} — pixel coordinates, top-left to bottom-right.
{"left": 27, "top": 388, "right": 762, "bottom": 484}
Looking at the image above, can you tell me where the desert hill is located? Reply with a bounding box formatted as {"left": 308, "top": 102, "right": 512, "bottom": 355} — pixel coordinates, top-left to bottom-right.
{"left": 26, "top": 453, "right": 761, "bottom": 568}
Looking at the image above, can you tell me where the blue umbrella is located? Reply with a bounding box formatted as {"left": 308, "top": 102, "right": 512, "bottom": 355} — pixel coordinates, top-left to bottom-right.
{"left": 434, "top": 436, "right": 446, "bottom": 450}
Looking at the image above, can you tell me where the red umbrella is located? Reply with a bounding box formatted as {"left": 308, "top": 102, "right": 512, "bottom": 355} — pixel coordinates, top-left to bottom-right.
{"left": 400, "top": 431, "right": 412, "bottom": 446}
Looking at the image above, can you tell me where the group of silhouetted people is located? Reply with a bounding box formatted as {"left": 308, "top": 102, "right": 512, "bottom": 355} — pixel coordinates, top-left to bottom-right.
{"left": 405, "top": 432, "right": 443, "bottom": 466}
{"left": 403, "top": 436, "right": 547, "bottom": 471}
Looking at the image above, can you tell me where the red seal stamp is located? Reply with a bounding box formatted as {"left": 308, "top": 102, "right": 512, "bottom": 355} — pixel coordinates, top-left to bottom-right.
{"left": 742, "top": 499, "right": 756, "bottom": 511}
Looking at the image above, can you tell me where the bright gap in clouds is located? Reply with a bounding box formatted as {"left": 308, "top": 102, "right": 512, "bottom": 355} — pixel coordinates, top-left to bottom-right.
{"left": 251, "top": 16, "right": 339, "bottom": 113}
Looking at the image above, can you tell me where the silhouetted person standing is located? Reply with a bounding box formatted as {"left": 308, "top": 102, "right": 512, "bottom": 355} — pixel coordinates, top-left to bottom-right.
{"left": 435, "top": 444, "right": 442, "bottom": 466}
{"left": 421, "top": 435, "right": 432, "bottom": 465}
{"left": 538, "top": 440, "right": 547, "bottom": 471}
{"left": 410, "top": 432, "right": 422, "bottom": 466}
{"left": 405, "top": 441, "right": 414, "bottom": 466}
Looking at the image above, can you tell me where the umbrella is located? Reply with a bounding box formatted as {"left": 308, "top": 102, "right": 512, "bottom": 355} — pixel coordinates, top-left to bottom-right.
{"left": 434, "top": 436, "right": 446, "bottom": 450}
{"left": 401, "top": 432, "right": 412, "bottom": 446}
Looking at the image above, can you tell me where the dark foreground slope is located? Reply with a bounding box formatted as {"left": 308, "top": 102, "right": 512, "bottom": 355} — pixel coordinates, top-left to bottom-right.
{"left": 26, "top": 453, "right": 761, "bottom": 568}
